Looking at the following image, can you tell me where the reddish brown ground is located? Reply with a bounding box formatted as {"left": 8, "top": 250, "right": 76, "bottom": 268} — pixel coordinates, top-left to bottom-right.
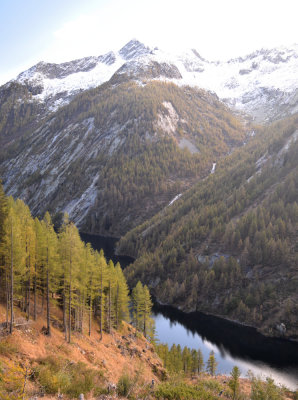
{"left": 0, "top": 303, "right": 295, "bottom": 400}
{"left": 0, "top": 303, "right": 164, "bottom": 399}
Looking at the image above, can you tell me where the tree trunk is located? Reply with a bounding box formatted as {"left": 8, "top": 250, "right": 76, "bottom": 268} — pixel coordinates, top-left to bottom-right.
{"left": 89, "top": 296, "right": 92, "bottom": 336}
{"left": 115, "top": 283, "right": 119, "bottom": 329}
{"left": 34, "top": 263, "right": 37, "bottom": 320}
{"left": 99, "top": 272, "right": 103, "bottom": 341}
{"left": 68, "top": 252, "right": 72, "bottom": 343}
{"left": 6, "top": 270, "right": 9, "bottom": 329}
{"left": 88, "top": 276, "right": 92, "bottom": 337}
{"left": 10, "top": 217, "right": 13, "bottom": 334}
{"left": 27, "top": 253, "right": 31, "bottom": 321}
{"left": 108, "top": 281, "right": 111, "bottom": 334}
{"left": 80, "top": 302, "right": 83, "bottom": 333}
{"left": 143, "top": 314, "right": 146, "bottom": 338}
{"left": 46, "top": 243, "right": 51, "bottom": 336}
{"left": 63, "top": 272, "right": 67, "bottom": 341}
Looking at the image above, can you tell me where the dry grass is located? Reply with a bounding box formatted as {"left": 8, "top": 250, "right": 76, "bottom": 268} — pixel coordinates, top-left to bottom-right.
{"left": 0, "top": 303, "right": 164, "bottom": 399}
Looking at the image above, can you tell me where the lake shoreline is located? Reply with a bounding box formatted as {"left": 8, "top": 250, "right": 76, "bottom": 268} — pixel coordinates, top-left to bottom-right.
{"left": 152, "top": 292, "right": 298, "bottom": 343}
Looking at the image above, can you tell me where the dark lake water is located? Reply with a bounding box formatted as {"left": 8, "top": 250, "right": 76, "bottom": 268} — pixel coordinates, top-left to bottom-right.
{"left": 80, "top": 232, "right": 134, "bottom": 268}
{"left": 80, "top": 233, "right": 298, "bottom": 390}
{"left": 153, "top": 303, "right": 298, "bottom": 390}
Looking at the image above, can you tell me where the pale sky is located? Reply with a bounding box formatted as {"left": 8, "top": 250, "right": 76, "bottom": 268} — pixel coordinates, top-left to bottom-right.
{"left": 0, "top": 0, "right": 297, "bottom": 85}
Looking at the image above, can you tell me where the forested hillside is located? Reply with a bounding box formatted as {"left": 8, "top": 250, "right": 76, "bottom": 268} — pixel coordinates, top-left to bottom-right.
{"left": 119, "top": 113, "right": 298, "bottom": 338}
{"left": 0, "top": 186, "right": 154, "bottom": 342}
{"left": 0, "top": 80, "right": 247, "bottom": 236}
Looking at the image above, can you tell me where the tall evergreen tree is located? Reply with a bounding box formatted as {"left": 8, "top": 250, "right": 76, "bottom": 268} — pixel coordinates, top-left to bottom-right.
{"left": 140, "top": 285, "right": 153, "bottom": 339}
{"left": 114, "top": 262, "right": 129, "bottom": 329}
{"left": 229, "top": 366, "right": 241, "bottom": 400}
{"left": 131, "top": 281, "right": 144, "bottom": 333}
{"left": 197, "top": 349, "right": 204, "bottom": 373}
{"left": 206, "top": 350, "right": 218, "bottom": 376}
{"left": 42, "top": 212, "right": 58, "bottom": 336}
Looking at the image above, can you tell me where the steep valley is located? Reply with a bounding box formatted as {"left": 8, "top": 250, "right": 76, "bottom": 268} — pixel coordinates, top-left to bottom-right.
{"left": 0, "top": 80, "right": 247, "bottom": 236}
{"left": 119, "top": 113, "right": 298, "bottom": 339}
{"left": 0, "top": 39, "right": 297, "bottom": 343}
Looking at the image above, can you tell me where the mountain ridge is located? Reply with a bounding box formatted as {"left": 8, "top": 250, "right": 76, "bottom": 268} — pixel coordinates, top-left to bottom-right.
{"left": 3, "top": 40, "right": 298, "bottom": 122}
{"left": 118, "top": 113, "right": 298, "bottom": 338}
{"left": 0, "top": 80, "right": 247, "bottom": 235}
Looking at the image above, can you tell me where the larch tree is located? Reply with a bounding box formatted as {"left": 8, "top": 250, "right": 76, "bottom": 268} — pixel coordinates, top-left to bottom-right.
{"left": 229, "top": 366, "right": 241, "bottom": 400}
{"left": 85, "top": 242, "right": 96, "bottom": 336}
{"left": 106, "top": 260, "right": 116, "bottom": 334}
{"left": 131, "top": 281, "right": 144, "bottom": 333}
{"left": 206, "top": 350, "right": 218, "bottom": 376}
{"left": 0, "top": 191, "right": 133, "bottom": 344}
{"left": 96, "top": 249, "right": 107, "bottom": 340}
{"left": 197, "top": 349, "right": 204, "bottom": 373}
{"left": 114, "top": 262, "right": 129, "bottom": 329}
{"left": 62, "top": 221, "right": 83, "bottom": 343}
{"left": 141, "top": 284, "right": 153, "bottom": 339}
{"left": 42, "top": 212, "right": 58, "bottom": 336}
{"left": 34, "top": 217, "right": 45, "bottom": 320}
{"left": 0, "top": 181, "right": 7, "bottom": 244}
{"left": 2, "top": 198, "right": 26, "bottom": 333}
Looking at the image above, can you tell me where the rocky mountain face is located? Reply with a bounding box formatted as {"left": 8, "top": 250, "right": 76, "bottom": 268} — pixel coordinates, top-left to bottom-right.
{"left": 119, "top": 113, "right": 298, "bottom": 338}
{"left": 0, "top": 40, "right": 297, "bottom": 337}
{"left": 0, "top": 39, "right": 297, "bottom": 235}
{"left": 2, "top": 40, "right": 297, "bottom": 124}
{"left": 0, "top": 79, "right": 246, "bottom": 235}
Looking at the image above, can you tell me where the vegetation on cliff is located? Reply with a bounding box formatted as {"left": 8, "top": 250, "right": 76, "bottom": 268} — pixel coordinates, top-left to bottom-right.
{"left": 120, "top": 113, "right": 298, "bottom": 338}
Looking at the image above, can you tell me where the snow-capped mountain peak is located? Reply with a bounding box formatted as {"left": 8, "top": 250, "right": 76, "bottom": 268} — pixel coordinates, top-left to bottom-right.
{"left": 119, "top": 39, "right": 152, "bottom": 60}
{"left": 7, "top": 40, "right": 298, "bottom": 121}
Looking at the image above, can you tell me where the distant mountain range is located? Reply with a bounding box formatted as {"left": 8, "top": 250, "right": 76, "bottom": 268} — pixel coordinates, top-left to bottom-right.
{"left": 5, "top": 39, "right": 298, "bottom": 122}
{"left": 0, "top": 39, "right": 297, "bottom": 337}
{"left": 0, "top": 39, "right": 297, "bottom": 235}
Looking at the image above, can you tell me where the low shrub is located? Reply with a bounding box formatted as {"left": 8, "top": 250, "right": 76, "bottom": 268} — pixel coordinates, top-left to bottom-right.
{"left": 155, "top": 382, "right": 221, "bottom": 400}
{"left": 249, "top": 374, "right": 285, "bottom": 400}
{"left": 0, "top": 339, "right": 18, "bottom": 356}
{"left": 34, "top": 356, "right": 100, "bottom": 397}
{"left": 117, "top": 373, "right": 133, "bottom": 397}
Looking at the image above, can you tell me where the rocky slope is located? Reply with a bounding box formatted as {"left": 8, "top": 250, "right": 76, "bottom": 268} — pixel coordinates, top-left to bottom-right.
{"left": 1, "top": 40, "right": 297, "bottom": 234}
{"left": 119, "top": 113, "right": 298, "bottom": 338}
{"left": 0, "top": 79, "right": 247, "bottom": 235}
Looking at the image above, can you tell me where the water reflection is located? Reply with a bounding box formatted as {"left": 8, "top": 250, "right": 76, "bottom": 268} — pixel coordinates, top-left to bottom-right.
{"left": 153, "top": 303, "right": 298, "bottom": 390}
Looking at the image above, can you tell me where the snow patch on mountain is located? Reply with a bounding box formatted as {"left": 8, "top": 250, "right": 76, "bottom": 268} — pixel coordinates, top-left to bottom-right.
{"left": 9, "top": 40, "right": 298, "bottom": 121}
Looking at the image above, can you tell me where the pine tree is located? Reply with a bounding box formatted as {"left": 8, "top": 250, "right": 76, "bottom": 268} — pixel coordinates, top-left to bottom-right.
{"left": 114, "top": 262, "right": 129, "bottom": 329}
{"left": 3, "top": 199, "right": 26, "bottom": 334}
{"left": 105, "top": 260, "right": 115, "bottom": 333}
{"left": 229, "top": 366, "right": 241, "bottom": 400}
{"left": 97, "top": 250, "right": 107, "bottom": 340}
{"left": 42, "top": 212, "right": 58, "bottom": 336}
{"left": 84, "top": 242, "right": 96, "bottom": 336}
{"left": 132, "top": 281, "right": 143, "bottom": 333}
{"left": 206, "top": 350, "right": 218, "bottom": 376}
{"left": 140, "top": 285, "right": 153, "bottom": 339}
{"left": 197, "top": 349, "right": 204, "bottom": 373}
{"left": 0, "top": 191, "right": 132, "bottom": 343}
{"left": 0, "top": 181, "right": 7, "bottom": 245}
